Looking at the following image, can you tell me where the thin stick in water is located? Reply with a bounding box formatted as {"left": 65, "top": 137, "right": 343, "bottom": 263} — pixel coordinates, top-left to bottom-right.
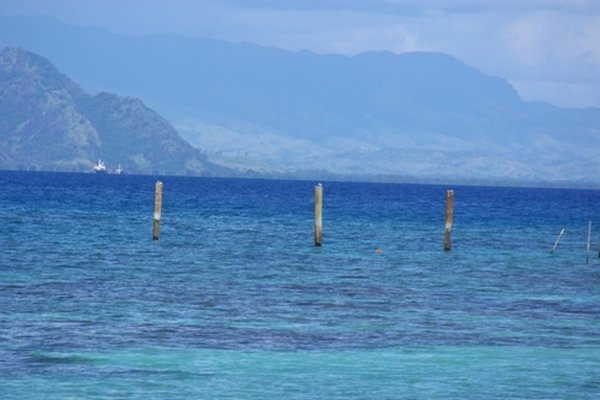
{"left": 586, "top": 221, "right": 591, "bottom": 264}
{"left": 551, "top": 228, "right": 565, "bottom": 254}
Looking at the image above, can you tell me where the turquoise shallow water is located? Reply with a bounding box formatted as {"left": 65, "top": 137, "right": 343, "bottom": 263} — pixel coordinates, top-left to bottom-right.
{"left": 1, "top": 171, "right": 599, "bottom": 399}
{"left": 5, "top": 347, "right": 600, "bottom": 399}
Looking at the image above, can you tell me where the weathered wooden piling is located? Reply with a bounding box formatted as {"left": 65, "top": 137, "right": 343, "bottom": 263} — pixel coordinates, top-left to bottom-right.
{"left": 152, "top": 181, "right": 164, "bottom": 240}
{"left": 314, "top": 183, "right": 323, "bottom": 247}
{"left": 586, "top": 221, "right": 591, "bottom": 264}
{"left": 443, "top": 189, "right": 454, "bottom": 251}
{"left": 551, "top": 228, "right": 565, "bottom": 254}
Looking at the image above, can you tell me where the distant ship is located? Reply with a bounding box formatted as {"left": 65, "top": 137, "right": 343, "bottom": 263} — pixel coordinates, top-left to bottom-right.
{"left": 92, "top": 159, "right": 107, "bottom": 174}
{"left": 92, "top": 160, "right": 124, "bottom": 174}
{"left": 113, "top": 164, "right": 124, "bottom": 175}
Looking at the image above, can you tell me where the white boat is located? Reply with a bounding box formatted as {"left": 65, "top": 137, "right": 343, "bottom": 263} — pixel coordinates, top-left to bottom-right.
{"left": 113, "top": 164, "right": 124, "bottom": 175}
{"left": 92, "top": 159, "right": 107, "bottom": 174}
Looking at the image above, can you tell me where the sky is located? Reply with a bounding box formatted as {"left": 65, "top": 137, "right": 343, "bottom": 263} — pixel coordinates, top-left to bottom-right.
{"left": 1, "top": 0, "right": 599, "bottom": 108}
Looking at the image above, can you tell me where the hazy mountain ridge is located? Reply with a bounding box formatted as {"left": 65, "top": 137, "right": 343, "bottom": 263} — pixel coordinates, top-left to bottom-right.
{"left": 1, "top": 15, "right": 599, "bottom": 183}
{"left": 0, "top": 46, "right": 231, "bottom": 175}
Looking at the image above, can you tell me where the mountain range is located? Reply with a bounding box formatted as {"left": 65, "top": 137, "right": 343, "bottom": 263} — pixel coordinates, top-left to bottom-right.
{"left": 0, "top": 46, "right": 230, "bottom": 175}
{"left": 1, "top": 15, "right": 599, "bottom": 183}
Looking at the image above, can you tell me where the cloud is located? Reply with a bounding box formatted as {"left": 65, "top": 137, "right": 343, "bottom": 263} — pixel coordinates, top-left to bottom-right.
{"left": 219, "top": 0, "right": 600, "bottom": 14}
{"left": 502, "top": 10, "right": 600, "bottom": 75}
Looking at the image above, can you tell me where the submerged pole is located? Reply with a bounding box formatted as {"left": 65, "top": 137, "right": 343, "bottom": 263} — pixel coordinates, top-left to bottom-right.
{"left": 152, "top": 181, "right": 164, "bottom": 240}
{"left": 314, "top": 183, "right": 323, "bottom": 247}
{"left": 443, "top": 189, "right": 454, "bottom": 251}
{"left": 586, "top": 221, "right": 591, "bottom": 264}
{"left": 551, "top": 228, "right": 565, "bottom": 254}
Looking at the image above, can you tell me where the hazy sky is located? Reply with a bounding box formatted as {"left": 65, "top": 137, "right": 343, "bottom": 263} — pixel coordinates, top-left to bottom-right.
{"left": 2, "top": 0, "right": 599, "bottom": 108}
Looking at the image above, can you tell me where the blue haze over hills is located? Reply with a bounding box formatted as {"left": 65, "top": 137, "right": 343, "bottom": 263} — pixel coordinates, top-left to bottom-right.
{"left": 1, "top": 15, "right": 599, "bottom": 184}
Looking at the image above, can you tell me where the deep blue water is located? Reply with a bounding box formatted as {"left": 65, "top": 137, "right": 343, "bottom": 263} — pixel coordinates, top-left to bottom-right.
{"left": 1, "top": 171, "right": 599, "bottom": 399}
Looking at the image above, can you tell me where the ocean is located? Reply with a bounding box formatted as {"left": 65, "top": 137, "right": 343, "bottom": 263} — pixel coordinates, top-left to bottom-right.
{"left": 1, "top": 171, "right": 599, "bottom": 399}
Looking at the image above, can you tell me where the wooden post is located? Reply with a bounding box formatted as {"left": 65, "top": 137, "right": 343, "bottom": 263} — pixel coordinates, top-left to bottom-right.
{"left": 314, "top": 183, "right": 323, "bottom": 247}
{"left": 443, "top": 189, "right": 454, "bottom": 251}
{"left": 586, "top": 221, "right": 591, "bottom": 264}
{"left": 152, "top": 181, "right": 164, "bottom": 240}
{"left": 551, "top": 228, "right": 565, "bottom": 254}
